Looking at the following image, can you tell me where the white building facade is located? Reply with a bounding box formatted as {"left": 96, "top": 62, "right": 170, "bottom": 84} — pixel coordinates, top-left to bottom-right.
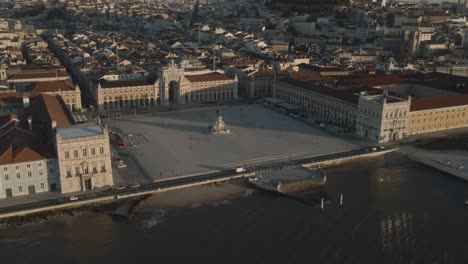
{"left": 55, "top": 124, "right": 113, "bottom": 193}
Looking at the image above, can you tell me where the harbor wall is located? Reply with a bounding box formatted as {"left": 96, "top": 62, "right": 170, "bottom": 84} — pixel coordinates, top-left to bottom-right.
{"left": 0, "top": 150, "right": 397, "bottom": 219}
{"left": 0, "top": 172, "right": 255, "bottom": 220}
{"left": 406, "top": 153, "right": 468, "bottom": 182}
{"left": 303, "top": 149, "right": 397, "bottom": 169}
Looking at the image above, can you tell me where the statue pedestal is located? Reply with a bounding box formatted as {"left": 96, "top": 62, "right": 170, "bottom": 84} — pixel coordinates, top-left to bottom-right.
{"left": 210, "top": 115, "right": 231, "bottom": 135}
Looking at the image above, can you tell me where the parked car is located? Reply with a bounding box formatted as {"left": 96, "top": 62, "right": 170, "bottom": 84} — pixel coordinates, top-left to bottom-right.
{"left": 117, "top": 159, "right": 127, "bottom": 168}
{"left": 69, "top": 196, "right": 79, "bottom": 201}
{"left": 117, "top": 185, "right": 125, "bottom": 190}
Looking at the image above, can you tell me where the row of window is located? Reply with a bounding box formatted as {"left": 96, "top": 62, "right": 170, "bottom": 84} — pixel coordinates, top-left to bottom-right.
{"left": 103, "top": 94, "right": 152, "bottom": 101}
{"left": 2, "top": 161, "right": 53, "bottom": 172}
{"left": 65, "top": 165, "right": 106, "bottom": 177}
{"left": 410, "top": 121, "right": 468, "bottom": 134}
{"left": 411, "top": 114, "right": 466, "bottom": 124}
{"left": 415, "top": 108, "right": 466, "bottom": 117}
{"left": 64, "top": 147, "right": 104, "bottom": 159}
{"left": 3, "top": 168, "right": 54, "bottom": 181}
{"left": 15, "top": 183, "right": 46, "bottom": 193}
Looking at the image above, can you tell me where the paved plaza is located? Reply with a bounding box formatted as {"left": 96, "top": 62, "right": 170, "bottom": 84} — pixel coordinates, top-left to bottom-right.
{"left": 110, "top": 104, "right": 358, "bottom": 181}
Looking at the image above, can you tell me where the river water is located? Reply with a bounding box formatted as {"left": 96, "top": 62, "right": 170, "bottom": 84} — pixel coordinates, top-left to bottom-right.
{"left": 1, "top": 153, "right": 467, "bottom": 264}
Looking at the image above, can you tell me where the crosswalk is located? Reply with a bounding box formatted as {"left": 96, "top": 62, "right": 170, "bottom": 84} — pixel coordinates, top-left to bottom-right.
{"left": 125, "top": 133, "right": 150, "bottom": 146}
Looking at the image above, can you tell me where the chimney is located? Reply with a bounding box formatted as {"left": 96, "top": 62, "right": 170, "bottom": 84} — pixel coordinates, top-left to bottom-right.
{"left": 52, "top": 120, "right": 57, "bottom": 129}
{"left": 27, "top": 116, "right": 32, "bottom": 131}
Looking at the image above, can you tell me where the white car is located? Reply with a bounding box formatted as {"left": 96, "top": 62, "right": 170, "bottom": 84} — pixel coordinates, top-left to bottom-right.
{"left": 69, "top": 196, "right": 79, "bottom": 201}
{"left": 117, "top": 159, "right": 127, "bottom": 168}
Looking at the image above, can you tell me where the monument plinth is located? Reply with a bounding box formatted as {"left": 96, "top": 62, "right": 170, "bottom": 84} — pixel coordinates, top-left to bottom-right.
{"left": 209, "top": 109, "right": 231, "bottom": 135}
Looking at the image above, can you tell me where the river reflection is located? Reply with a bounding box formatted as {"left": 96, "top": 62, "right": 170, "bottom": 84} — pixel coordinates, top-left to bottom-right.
{"left": 0, "top": 152, "right": 467, "bottom": 264}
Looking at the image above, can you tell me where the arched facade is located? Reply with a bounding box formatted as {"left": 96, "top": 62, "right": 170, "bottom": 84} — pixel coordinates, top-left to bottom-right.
{"left": 158, "top": 61, "right": 238, "bottom": 106}
{"left": 95, "top": 79, "right": 158, "bottom": 111}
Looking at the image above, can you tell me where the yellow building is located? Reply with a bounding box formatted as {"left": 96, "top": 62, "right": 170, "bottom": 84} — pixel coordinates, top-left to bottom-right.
{"left": 408, "top": 94, "right": 468, "bottom": 135}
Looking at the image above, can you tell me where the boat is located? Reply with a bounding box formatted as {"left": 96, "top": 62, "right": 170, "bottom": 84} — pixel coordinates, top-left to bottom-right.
{"left": 248, "top": 166, "right": 327, "bottom": 195}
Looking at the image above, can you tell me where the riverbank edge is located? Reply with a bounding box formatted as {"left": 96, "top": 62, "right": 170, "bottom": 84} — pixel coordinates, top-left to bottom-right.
{"left": 0, "top": 148, "right": 396, "bottom": 221}
{"left": 405, "top": 151, "right": 468, "bottom": 182}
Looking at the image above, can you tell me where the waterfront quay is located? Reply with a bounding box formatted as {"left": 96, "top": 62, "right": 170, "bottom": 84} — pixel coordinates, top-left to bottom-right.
{"left": 0, "top": 147, "right": 394, "bottom": 219}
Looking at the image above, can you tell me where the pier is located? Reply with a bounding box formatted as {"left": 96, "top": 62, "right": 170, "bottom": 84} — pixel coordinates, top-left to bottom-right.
{"left": 0, "top": 147, "right": 396, "bottom": 219}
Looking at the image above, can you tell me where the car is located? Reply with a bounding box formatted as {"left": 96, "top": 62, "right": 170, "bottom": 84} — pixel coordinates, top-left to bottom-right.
{"left": 371, "top": 147, "right": 377, "bottom": 151}
{"left": 117, "top": 159, "right": 127, "bottom": 168}
{"left": 69, "top": 196, "right": 79, "bottom": 201}
{"left": 378, "top": 146, "right": 385, "bottom": 150}
{"left": 117, "top": 185, "right": 125, "bottom": 190}
{"left": 130, "top": 184, "right": 140, "bottom": 188}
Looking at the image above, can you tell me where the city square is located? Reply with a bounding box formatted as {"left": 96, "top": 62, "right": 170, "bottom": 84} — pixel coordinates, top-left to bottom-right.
{"left": 110, "top": 104, "right": 358, "bottom": 181}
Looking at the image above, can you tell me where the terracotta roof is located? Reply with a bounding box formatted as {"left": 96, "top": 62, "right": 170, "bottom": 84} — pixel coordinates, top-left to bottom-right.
{"left": 279, "top": 77, "right": 380, "bottom": 104}
{"left": 406, "top": 72, "right": 468, "bottom": 94}
{"left": 100, "top": 79, "right": 153, "bottom": 89}
{"left": 289, "top": 71, "right": 326, "bottom": 82}
{"left": 9, "top": 64, "right": 64, "bottom": 72}
{"left": 0, "top": 92, "right": 22, "bottom": 104}
{"left": 0, "top": 127, "right": 55, "bottom": 165}
{"left": 185, "top": 72, "right": 232, "bottom": 82}
{"left": 8, "top": 71, "right": 69, "bottom": 80}
{"left": 348, "top": 74, "right": 406, "bottom": 87}
{"left": 251, "top": 70, "right": 290, "bottom": 78}
{"left": 30, "top": 94, "right": 73, "bottom": 128}
{"left": 410, "top": 94, "right": 468, "bottom": 112}
{"left": 26, "top": 81, "right": 76, "bottom": 93}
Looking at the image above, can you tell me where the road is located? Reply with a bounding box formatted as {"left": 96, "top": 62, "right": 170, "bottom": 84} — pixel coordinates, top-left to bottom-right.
{"left": 0, "top": 146, "right": 390, "bottom": 216}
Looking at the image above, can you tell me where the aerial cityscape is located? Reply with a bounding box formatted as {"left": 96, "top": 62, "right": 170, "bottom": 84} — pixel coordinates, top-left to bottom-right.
{"left": 0, "top": 0, "right": 467, "bottom": 263}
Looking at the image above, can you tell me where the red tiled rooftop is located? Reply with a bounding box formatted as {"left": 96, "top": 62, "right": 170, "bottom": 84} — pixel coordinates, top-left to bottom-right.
{"left": 410, "top": 94, "right": 468, "bottom": 112}
{"left": 185, "top": 72, "right": 232, "bottom": 82}
{"left": 8, "top": 71, "right": 69, "bottom": 81}
{"left": 0, "top": 92, "right": 22, "bottom": 104}
{"left": 0, "top": 127, "right": 55, "bottom": 165}
{"left": 30, "top": 94, "right": 73, "bottom": 128}
{"left": 348, "top": 74, "right": 406, "bottom": 87}
{"left": 26, "top": 81, "right": 76, "bottom": 93}
{"left": 279, "top": 77, "right": 380, "bottom": 104}
{"left": 100, "top": 79, "right": 153, "bottom": 89}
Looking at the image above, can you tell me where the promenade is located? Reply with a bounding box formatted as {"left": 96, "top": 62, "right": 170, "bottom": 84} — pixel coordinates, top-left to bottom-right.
{"left": 0, "top": 147, "right": 395, "bottom": 219}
